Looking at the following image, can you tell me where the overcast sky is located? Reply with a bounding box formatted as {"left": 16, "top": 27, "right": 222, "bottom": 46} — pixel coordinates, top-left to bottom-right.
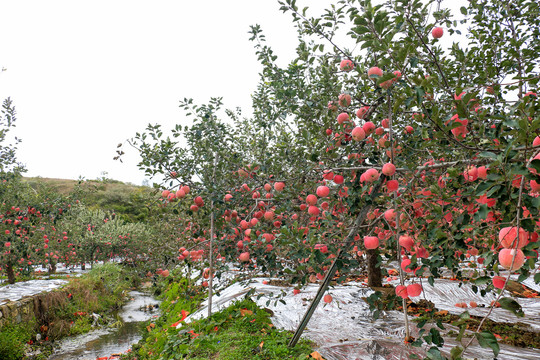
{"left": 0, "top": 1, "right": 306, "bottom": 185}
{"left": 0, "top": 1, "right": 465, "bottom": 186}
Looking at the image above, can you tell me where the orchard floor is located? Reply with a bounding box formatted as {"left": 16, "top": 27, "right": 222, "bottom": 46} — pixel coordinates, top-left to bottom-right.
{"left": 184, "top": 275, "right": 540, "bottom": 360}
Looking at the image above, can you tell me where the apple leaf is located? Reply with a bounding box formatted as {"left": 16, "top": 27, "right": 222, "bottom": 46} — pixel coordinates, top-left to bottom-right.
{"left": 475, "top": 331, "right": 499, "bottom": 357}
{"left": 498, "top": 297, "right": 524, "bottom": 317}
{"left": 529, "top": 159, "right": 540, "bottom": 173}
{"left": 450, "top": 346, "right": 463, "bottom": 360}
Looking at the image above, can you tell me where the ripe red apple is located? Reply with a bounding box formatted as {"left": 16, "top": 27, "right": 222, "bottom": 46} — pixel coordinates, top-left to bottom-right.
{"left": 477, "top": 166, "right": 488, "bottom": 179}
{"left": 194, "top": 196, "right": 204, "bottom": 207}
{"left": 308, "top": 206, "right": 320, "bottom": 216}
{"left": 323, "top": 294, "right": 333, "bottom": 303}
{"left": 498, "top": 248, "right": 525, "bottom": 270}
{"left": 432, "top": 27, "right": 444, "bottom": 39}
{"left": 274, "top": 182, "right": 285, "bottom": 192}
{"left": 384, "top": 209, "right": 396, "bottom": 221}
{"left": 399, "top": 235, "right": 414, "bottom": 251}
{"left": 306, "top": 194, "right": 318, "bottom": 206}
{"left": 356, "top": 106, "right": 369, "bottom": 119}
{"left": 395, "top": 285, "right": 408, "bottom": 299}
{"left": 382, "top": 163, "right": 396, "bottom": 176}
{"left": 316, "top": 186, "right": 330, "bottom": 198}
{"left": 340, "top": 59, "right": 354, "bottom": 71}
{"left": 401, "top": 258, "right": 416, "bottom": 273}
{"left": 387, "top": 179, "right": 399, "bottom": 192}
{"left": 364, "top": 236, "right": 379, "bottom": 249}
{"left": 499, "top": 227, "right": 528, "bottom": 249}
{"left": 363, "top": 168, "right": 379, "bottom": 183}
{"left": 338, "top": 93, "right": 351, "bottom": 107}
{"left": 362, "top": 121, "right": 375, "bottom": 135}
{"left": 406, "top": 283, "right": 422, "bottom": 297}
{"left": 367, "top": 66, "right": 383, "bottom": 78}
{"left": 337, "top": 112, "right": 350, "bottom": 124}
{"left": 238, "top": 252, "right": 250, "bottom": 262}
{"left": 333, "top": 175, "right": 344, "bottom": 184}
{"left": 352, "top": 126, "right": 366, "bottom": 141}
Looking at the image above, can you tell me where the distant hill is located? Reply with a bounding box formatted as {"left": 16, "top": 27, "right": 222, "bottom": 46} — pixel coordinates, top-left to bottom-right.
{"left": 22, "top": 177, "right": 158, "bottom": 222}
{"left": 23, "top": 177, "right": 143, "bottom": 195}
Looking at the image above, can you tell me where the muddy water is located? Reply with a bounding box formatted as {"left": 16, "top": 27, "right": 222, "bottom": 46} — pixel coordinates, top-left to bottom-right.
{"left": 48, "top": 291, "right": 159, "bottom": 360}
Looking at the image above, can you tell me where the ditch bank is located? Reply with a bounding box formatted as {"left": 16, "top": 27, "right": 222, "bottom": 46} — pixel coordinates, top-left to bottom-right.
{"left": 0, "top": 264, "right": 137, "bottom": 359}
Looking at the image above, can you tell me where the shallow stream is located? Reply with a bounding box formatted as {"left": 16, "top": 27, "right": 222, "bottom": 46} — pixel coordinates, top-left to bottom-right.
{"left": 48, "top": 290, "right": 159, "bottom": 360}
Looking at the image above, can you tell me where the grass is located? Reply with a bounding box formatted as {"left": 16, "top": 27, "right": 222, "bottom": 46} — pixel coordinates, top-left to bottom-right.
{"left": 162, "top": 298, "right": 314, "bottom": 360}
{"left": 0, "top": 321, "right": 37, "bottom": 360}
{"left": 123, "top": 271, "right": 314, "bottom": 360}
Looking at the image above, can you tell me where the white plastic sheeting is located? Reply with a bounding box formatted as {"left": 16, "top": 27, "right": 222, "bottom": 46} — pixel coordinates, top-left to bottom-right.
{"left": 0, "top": 279, "right": 68, "bottom": 304}
{"left": 182, "top": 277, "right": 540, "bottom": 360}
{"left": 388, "top": 278, "right": 540, "bottom": 332}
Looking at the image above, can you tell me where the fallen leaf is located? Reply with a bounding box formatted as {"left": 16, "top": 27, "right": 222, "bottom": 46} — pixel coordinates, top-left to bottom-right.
{"left": 240, "top": 308, "right": 253, "bottom": 316}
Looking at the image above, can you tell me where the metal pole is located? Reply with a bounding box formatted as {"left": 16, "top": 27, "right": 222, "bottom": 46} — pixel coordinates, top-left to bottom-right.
{"left": 207, "top": 151, "right": 217, "bottom": 317}
{"left": 288, "top": 178, "right": 384, "bottom": 348}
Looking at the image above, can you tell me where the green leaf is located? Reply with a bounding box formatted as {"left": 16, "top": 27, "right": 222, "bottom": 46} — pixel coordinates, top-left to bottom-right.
{"left": 426, "top": 346, "right": 444, "bottom": 360}
{"left": 475, "top": 331, "right": 500, "bottom": 357}
{"left": 498, "top": 297, "right": 524, "bottom": 317}
{"left": 474, "top": 276, "right": 490, "bottom": 285}
{"left": 479, "top": 151, "right": 497, "bottom": 160}
{"left": 534, "top": 272, "right": 540, "bottom": 284}
{"left": 460, "top": 6, "right": 468, "bottom": 15}
{"left": 529, "top": 159, "right": 540, "bottom": 173}
{"left": 475, "top": 204, "right": 488, "bottom": 220}
{"left": 450, "top": 346, "right": 463, "bottom": 359}
{"left": 415, "top": 86, "right": 425, "bottom": 105}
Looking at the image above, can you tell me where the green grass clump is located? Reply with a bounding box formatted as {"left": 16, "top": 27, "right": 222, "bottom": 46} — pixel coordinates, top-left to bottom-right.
{"left": 163, "top": 298, "right": 314, "bottom": 360}
{"left": 0, "top": 322, "right": 35, "bottom": 360}
{"left": 125, "top": 272, "right": 314, "bottom": 360}
{"left": 45, "top": 263, "right": 134, "bottom": 339}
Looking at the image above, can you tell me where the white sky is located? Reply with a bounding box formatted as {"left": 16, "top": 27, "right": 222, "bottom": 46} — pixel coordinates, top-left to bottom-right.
{"left": 0, "top": 0, "right": 466, "bottom": 186}
{"left": 0, "top": 0, "right": 306, "bottom": 185}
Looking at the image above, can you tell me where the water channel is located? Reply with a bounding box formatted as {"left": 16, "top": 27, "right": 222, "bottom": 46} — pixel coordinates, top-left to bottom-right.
{"left": 48, "top": 290, "right": 159, "bottom": 360}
